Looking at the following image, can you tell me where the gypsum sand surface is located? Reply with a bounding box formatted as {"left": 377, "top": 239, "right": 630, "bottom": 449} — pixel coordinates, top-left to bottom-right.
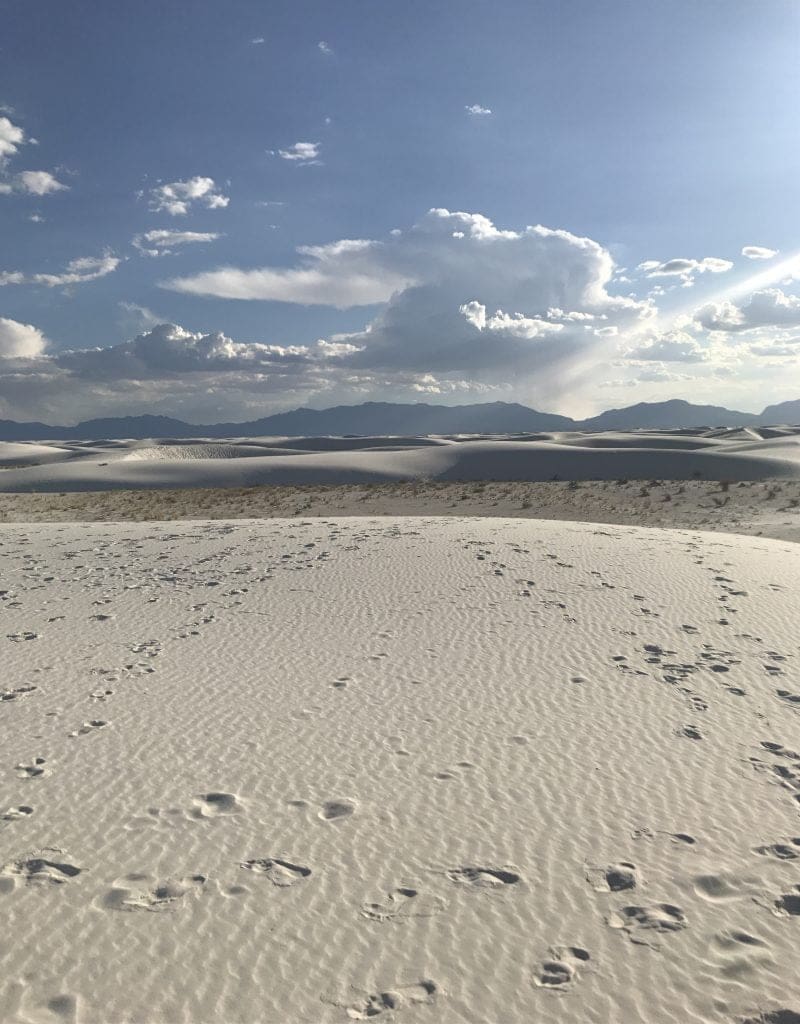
{"left": 0, "top": 515, "right": 799, "bottom": 1023}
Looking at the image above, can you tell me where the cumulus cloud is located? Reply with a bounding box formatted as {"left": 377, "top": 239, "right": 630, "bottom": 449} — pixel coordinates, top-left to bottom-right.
{"left": 165, "top": 209, "right": 653, "bottom": 395}
{"left": 0, "top": 253, "right": 120, "bottom": 288}
{"left": 277, "top": 142, "right": 321, "bottom": 164}
{"left": 695, "top": 288, "right": 800, "bottom": 333}
{"left": 5, "top": 208, "right": 789, "bottom": 421}
{"left": 638, "top": 256, "right": 733, "bottom": 286}
{"left": 0, "top": 317, "right": 49, "bottom": 357}
{"left": 318, "top": 40, "right": 332, "bottom": 54}
{"left": 132, "top": 229, "right": 221, "bottom": 257}
{"left": 742, "top": 245, "right": 778, "bottom": 260}
{"left": 147, "top": 177, "right": 229, "bottom": 216}
{"left": 0, "top": 116, "right": 25, "bottom": 163}
{"left": 14, "top": 170, "right": 68, "bottom": 195}
{"left": 465, "top": 104, "right": 492, "bottom": 116}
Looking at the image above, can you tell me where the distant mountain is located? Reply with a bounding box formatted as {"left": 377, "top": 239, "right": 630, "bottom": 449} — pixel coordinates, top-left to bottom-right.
{"left": 580, "top": 399, "right": 759, "bottom": 431}
{"left": 0, "top": 398, "right": 797, "bottom": 441}
{"left": 759, "top": 399, "right": 800, "bottom": 424}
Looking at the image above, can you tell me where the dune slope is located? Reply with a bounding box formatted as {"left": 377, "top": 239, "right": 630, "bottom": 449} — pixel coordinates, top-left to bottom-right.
{"left": 0, "top": 517, "right": 799, "bottom": 1023}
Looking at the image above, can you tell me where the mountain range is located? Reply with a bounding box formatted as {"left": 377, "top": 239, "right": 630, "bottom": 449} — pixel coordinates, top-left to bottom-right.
{"left": 1, "top": 398, "right": 799, "bottom": 441}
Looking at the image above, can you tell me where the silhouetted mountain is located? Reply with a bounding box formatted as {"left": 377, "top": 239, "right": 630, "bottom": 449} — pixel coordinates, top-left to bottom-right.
{"left": 580, "top": 400, "right": 759, "bottom": 431}
{"left": 0, "top": 398, "right": 797, "bottom": 441}
{"left": 759, "top": 399, "right": 800, "bottom": 424}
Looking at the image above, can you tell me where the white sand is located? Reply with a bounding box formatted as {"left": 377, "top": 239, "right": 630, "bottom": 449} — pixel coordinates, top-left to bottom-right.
{"left": 1, "top": 515, "right": 799, "bottom": 1023}
{"left": 2, "top": 428, "right": 800, "bottom": 492}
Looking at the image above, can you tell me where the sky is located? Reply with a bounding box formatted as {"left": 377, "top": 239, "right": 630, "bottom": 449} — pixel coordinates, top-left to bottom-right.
{"left": 1, "top": 0, "right": 800, "bottom": 424}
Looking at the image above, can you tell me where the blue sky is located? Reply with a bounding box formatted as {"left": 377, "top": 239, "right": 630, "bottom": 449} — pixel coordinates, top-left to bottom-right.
{"left": 1, "top": 0, "right": 799, "bottom": 423}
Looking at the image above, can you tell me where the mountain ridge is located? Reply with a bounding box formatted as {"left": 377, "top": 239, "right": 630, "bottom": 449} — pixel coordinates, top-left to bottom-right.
{"left": 0, "top": 398, "right": 794, "bottom": 441}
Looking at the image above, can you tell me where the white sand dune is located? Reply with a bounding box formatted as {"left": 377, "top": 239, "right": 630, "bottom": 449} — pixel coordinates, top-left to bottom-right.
{"left": 2, "top": 429, "right": 800, "bottom": 492}
{"left": 1, "top": 515, "right": 799, "bottom": 1023}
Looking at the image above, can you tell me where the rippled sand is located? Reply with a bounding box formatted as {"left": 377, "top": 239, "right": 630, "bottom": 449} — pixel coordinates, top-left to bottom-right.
{"left": 1, "top": 516, "right": 799, "bottom": 1022}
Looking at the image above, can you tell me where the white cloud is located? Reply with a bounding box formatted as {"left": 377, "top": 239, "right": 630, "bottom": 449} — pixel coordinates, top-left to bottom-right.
{"left": 251, "top": 37, "right": 265, "bottom": 44}
{"left": 638, "top": 256, "right": 733, "bottom": 285}
{"left": 742, "top": 245, "right": 778, "bottom": 260}
{"left": 0, "top": 116, "right": 25, "bottom": 163}
{"left": 29, "top": 213, "right": 45, "bottom": 223}
{"left": 277, "top": 142, "right": 321, "bottom": 164}
{"left": 0, "top": 253, "right": 120, "bottom": 288}
{"left": 14, "top": 170, "right": 68, "bottom": 195}
{"left": 695, "top": 288, "right": 800, "bottom": 333}
{"left": 132, "top": 229, "right": 221, "bottom": 257}
{"left": 318, "top": 40, "right": 332, "bottom": 55}
{"left": 0, "top": 317, "right": 49, "bottom": 357}
{"left": 465, "top": 104, "right": 492, "bottom": 116}
{"left": 147, "top": 177, "right": 229, "bottom": 216}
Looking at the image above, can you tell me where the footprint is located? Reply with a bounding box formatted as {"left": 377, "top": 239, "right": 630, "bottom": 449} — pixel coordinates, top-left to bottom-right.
{"left": 345, "top": 980, "right": 438, "bottom": 1020}
{"left": 16, "top": 757, "right": 48, "bottom": 779}
{"left": 446, "top": 866, "right": 521, "bottom": 889}
{"left": 754, "top": 840, "right": 800, "bottom": 861}
{"left": 587, "top": 862, "right": 637, "bottom": 892}
{"left": 190, "top": 792, "right": 243, "bottom": 818}
{"left": 361, "top": 887, "right": 446, "bottom": 922}
{"left": 608, "top": 903, "right": 687, "bottom": 944}
{"left": 68, "top": 719, "right": 107, "bottom": 738}
{"left": 240, "top": 859, "right": 311, "bottom": 887}
{"left": 100, "top": 873, "right": 206, "bottom": 912}
{"left": 533, "top": 946, "right": 591, "bottom": 989}
{"left": 318, "top": 800, "right": 355, "bottom": 821}
{"left": 1, "top": 850, "right": 81, "bottom": 889}
{"left": 1, "top": 805, "right": 34, "bottom": 822}
{"left": 772, "top": 887, "right": 800, "bottom": 917}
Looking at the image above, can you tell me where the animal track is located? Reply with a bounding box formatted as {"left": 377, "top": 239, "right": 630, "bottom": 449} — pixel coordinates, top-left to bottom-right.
{"left": 345, "top": 980, "right": 438, "bottom": 1019}
{"left": 100, "top": 873, "right": 206, "bottom": 912}
{"left": 588, "top": 861, "right": 638, "bottom": 892}
{"left": 361, "top": 887, "right": 446, "bottom": 921}
{"left": 446, "top": 866, "right": 521, "bottom": 889}
{"left": 608, "top": 903, "right": 687, "bottom": 944}
{"left": 533, "top": 946, "right": 591, "bottom": 989}
{"left": 240, "top": 859, "right": 311, "bottom": 887}
{"left": 1, "top": 684, "right": 37, "bottom": 703}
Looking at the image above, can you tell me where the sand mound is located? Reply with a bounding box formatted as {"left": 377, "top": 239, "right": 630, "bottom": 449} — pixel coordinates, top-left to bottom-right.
{"left": 0, "top": 516, "right": 798, "bottom": 1022}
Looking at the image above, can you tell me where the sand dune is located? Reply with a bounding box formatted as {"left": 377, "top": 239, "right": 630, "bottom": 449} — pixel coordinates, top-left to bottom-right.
{"left": 1, "top": 515, "right": 799, "bottom": 1022}
{"left": 2, "top": 428, "right": 800, "bottom": 492}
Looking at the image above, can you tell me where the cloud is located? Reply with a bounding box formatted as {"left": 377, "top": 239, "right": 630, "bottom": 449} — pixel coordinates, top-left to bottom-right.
{"left": 147, "top": 177, "right": 229, "bottom": 216}
{"left": 132, "top": 229, "right": 221, "bottom": 257}
{"left": 0, "top": 116, "right": 25, "bottom": 163}
{"left": 626, "top": 332, "right": 707, "bottom": 363}
{"left": 0, "top": 253, "right": 120, "bottom": 288}
{"left": 695, "top": 288, "right": 800, "bottom": 333}
{"left": 742, "top": 245, "right": 777, "bottom": 260}
{"left": 318, "top": 40, "right": 332, "bottom": 55}
{"left": 8, "top": 208, "right": 790, "bottom": 422}
{"left": 163, "top": 237, "right": 414, "bottom": 306}
{"left": 637, "top": 256, "right": 733, "bottom": 287}
{"left": 0, "top": 170, "right": 69, "bottom": 196}
{"left": 465, "top": 104, "right": 492, "bottom": 116}
{"left": 0, "top": 317, "right": 49, "bottom": 357}
{"left": 277, "top": 142, "right": 321, "bottom": 164}
{"left": 251, "top": 37, "right": 265, "bottom": 44}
